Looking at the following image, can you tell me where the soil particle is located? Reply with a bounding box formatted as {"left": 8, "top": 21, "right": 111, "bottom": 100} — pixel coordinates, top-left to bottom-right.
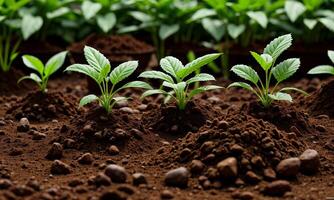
{"left": 108, "top": 145, "right": 120, "bottom": 155}
{"left": 50, "top": 160, "right": 71, "bottom": 175}
{"left": 45, "top": 143, "right": 63, "bottom": 160}
{"left": 160, "top": 189, "right": 175, "bottom": 199}
{"left": 99, "top": 190, "right": 128, "bottom": 200}
{"left": 189, "top": 160, "right": 205, "bottom": 175}
{"left": 11, "top": 185, "right": 34, "bottom": 197}
{"left": 88, "top": 173, "right": 111, "bottom": 187}
{"left": 77, "top": 153, "right": 94, "bottom": 165}
{"left": 231, "top": 191, "right": 255, "bottom": 200}
{"left": 26, "top": 179, "right": 41, "bottom": 191}
{"left": 217, "top": 157, "right": 238, "bottom": 180}
{"left": 263, "top": 168, "right": 277, "bottom": 181}
{"left": 104, "top": 164, "right": 127, "bottom": 183}
{"left": 262, "top": 180, "right": 292, "bottom": 197}
{"left": 9, "top": 148, "right": 23, "bottom": 156}
{"left": 299, "top": 149, "right": 320, "bottom": 174}
{"left": 17, "top": 117, "right": 30, "bottom": 132}
{"left": 0, "top": 179, "right": 12, "bottom": 189}
{"left": 276, "top": 157, "right": 301, "bottom": 178}
{"left": 308, "top": 80, "right": 334, "bottom": 117}
{"left": 244, "top": 171, "right": 262, "bottom": 184}
{"left": 132, "top": 173, "right": 148, "bottom": 186}
{"left": 31, "top": 130, "right": 47, "bottom": 140}
{"left": 164, "top": 167, "right": 189, "bottom": 188}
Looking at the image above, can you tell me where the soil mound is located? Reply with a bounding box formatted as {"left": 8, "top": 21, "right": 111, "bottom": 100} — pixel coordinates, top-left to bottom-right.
{"left": 308, "top": 80, "right": 334, "bottom": 118}
{"left": 6, "top": 92, "right": 77, "bottom": 121}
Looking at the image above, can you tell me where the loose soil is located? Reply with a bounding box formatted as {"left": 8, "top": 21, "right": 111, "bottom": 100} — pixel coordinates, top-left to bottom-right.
{"left": 0, "top": 68, "right": 333, "bottom": 200}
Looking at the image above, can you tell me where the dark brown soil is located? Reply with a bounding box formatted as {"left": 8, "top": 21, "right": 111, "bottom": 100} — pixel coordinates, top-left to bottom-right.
{"left": 308, "top": 80, "right": 334, "bottom": 118}
{"left": 0, "top": 69, "right": 333, "bottom": 200}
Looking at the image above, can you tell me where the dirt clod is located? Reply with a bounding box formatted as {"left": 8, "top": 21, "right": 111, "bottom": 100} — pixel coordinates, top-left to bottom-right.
{"left": 104, "top": 164, "right": 127, "bottom": 183}
{"left": 276, "top": 158, "right": 301, "bottom": 178}
{"left": 299, "top": 149, "right": 320, "bottom": 174}
{"left": 262, "top": 180, "right": 292, "bottom": 197}
{"left": 50, "top": 160, "right": 71, "bottom": 175}
{"left": 164, "top": 167, "right": 189, "bottom": 188}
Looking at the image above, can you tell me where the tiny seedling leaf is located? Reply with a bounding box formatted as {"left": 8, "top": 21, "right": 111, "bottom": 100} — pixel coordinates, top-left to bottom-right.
{"left": 264, "top": 34, "right": 292, "bottom": 61}
{"left": 160, "top": 56, "right": 184, "bottom": 78}
{"left": 110, "top": 61, "right": 138, "bottom": 85}
{"left": 139, "top": 70, "right": 174, "bottom": 83}
{"left": 79, "top": 94, "right": 99, "bottom": 107}
{"left": 22, "top": 55, "right": 44, "bottom": 75}
{"left": 272, "top": 58, "right": 300, "bottom": 82}
{"left": 231, "top": 64, "right": 259, "bottom": 84}
{"left": 268, "top": 92, "right": 293, "bottom": 102}
{"left": 308, "top": 65, "right": 334, "bottom": 75}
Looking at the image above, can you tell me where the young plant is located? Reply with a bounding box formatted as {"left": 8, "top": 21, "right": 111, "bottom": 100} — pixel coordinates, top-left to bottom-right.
{"left": 139, "top": 53, "right": 222, "bottom": 110}
{"left": 18, "top": 51, "right": 67, "bottom": 93}
{"left": 308, "top": 50, "right": 334, "bottom": 75}
{"left": 228, "top": 34, "right": 307, "bottom": 107}
{"left": 65, "top": 46, "right": 152, "bottom": 113}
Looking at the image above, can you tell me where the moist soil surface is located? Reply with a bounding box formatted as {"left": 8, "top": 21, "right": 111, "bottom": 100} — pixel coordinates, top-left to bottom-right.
{"left": 0, "top": 71, "right": 333, "bottom": 200}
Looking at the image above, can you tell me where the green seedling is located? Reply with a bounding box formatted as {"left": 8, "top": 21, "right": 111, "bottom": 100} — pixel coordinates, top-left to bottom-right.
{"left": 18, "top": 51, "right": 67, "bottom": 93}
{"left": 228, "top": 34, "right": 308, "bottom": 107}
{"left": 65, "top": 46, "right": 152, "bottom": 113}
{"left": 139, "top": 53, "right": 222, "bottom": 110}
{"left": 308, "top": 50, "right": 334, "bottom": 75}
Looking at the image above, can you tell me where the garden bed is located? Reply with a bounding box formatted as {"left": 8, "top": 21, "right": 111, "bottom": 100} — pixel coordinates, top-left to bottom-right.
{"left": 0, "top": 71, "right": 333, "bottom": 199}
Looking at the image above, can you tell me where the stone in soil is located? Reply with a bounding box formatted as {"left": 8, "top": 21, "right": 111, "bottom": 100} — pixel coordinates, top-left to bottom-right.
{"left": 160, "top": 189, "right": 174, "bottom": 199}
{"left": 88, "top": 173, "right": 111, "bottom": 187}
{"left": 104, "top": 164, "right": 127, "bottom": 183}
{"left": 108, "top": 145, "right": 120, "bottom": 155}
{"left": 132, "top": 173, "right": 148, "bottom": 186}
{"left": 299, "top": 149, "right": 320, "bottom": 174}
{"left": 0, "top": 179, "right": 12, "bottom": 189}
{"left": 217, "top": 157, "right": 238, "bottom": 180}
{"left": 17, "top": 117, "right": 30, "bottom": 132}
{"left": 276, "top": 157, "right": 300, "bottom": 178}
{"left": 164, "top": 167, "right": 189, "bottom": 188}
{"left": 231, "top": 191, "right": 254, "bottom": 200}
{"left": 11, "top": 185, "right": 34, "bottom": 197}
{"left": 190, "top": 159, "right": 205, "bottom": 175}
{"left": 45, "top": 143, "right": 63, "bottom": 160}
{"left": 77, "top": 153, "right": 94, "bottom": 165}
{"left": 99, "top": 190, "right": 127, "bottom": 200}
{"left": 50, "top": 160, "right": 71, "bottom": 175}
{"left": 262, "top": 180, "right": 292, "bottom": 197}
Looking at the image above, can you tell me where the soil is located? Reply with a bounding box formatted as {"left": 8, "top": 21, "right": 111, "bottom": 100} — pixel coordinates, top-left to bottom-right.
{"left": 0, "top": 67, "right": 333, "bottom": 200}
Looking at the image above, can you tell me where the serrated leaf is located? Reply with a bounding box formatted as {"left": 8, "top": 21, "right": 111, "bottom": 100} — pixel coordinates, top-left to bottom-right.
{"left": 139, "top": 70, "right": 174, "bottom": 83}
{"left": 21, "top": 15, "right": 43, "bottom": 40}
{"left": 227, "top": 82, "right": 254, "bottom": 91}
{"left": 230, "top": 64, "right": 259, "bottom": 84}
{"left": 264, "top": 34, "right": 292, "bottom": 61}
{"left": 22, "top": 55, "right": 44, "bottom": 75}
{"left": 268, "top": 92, "right": 292, "bottom": 102}
{"left": 272, "top": 58, "right": 300, "bottom": 82}
{"left": 82, "top": 1, "right": 102, "bottom": 20}
{"left": 285, "top": 0, "right": 306, "bottom": 22}
{"left": 328, "top": 50, "right": 334, "bottom": 63}
{"left": 45, "top": 51, "right": 67, "bottom": 77}
{"left": 186, "top": 73, "right": 215, "bottom": 84}
{"left": 160, "top": 56, "right": 184, "bottom": 79}
{"left": 319, "top": 17, "right": 334, "bottom": 32}
{"left": 250, "top": 51, "right": 273, "bottom": 71}
{"left": 308, "top": 65, "right": 334, "bottom": 75}
{"left": 188, "top": 85, "right": 222, "bottom": 99}
{"left": 177, "top": 53, "right": 221, "bottom": 80}
{"left": 79, "top": 94, "right": 99, "bottom": 107}
{"left": 304, "top": 18, "right": 317, "bottom": 29}
{"left": 97, "top": 13, "right": 116, "bottom": 33}
{"left": 109, "top": 61, "right": 138, "bottom": 85}
{"left": 84, "top": 46, "right": 110, "bottom": 72}
{"left": 201, "top": 18, "right": 225, "bottom": 41}
{"left": 227, "top": 24, "right": 245, "bottom": 39}
{"left": 65, "top": 64, "right": 100, "bottom": 84}
{"left": 159, "top": 24, "right": 180, "bottom": 40}
{"left": 247, "top": 11, "right": 268, "bottom": 28}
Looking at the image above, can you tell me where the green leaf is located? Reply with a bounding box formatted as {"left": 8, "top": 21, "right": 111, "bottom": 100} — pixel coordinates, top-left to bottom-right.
{"left": 65, "top": 64, "right": 100, "bottom": 84}
{"left": 45, "top": 51, "right": 67, "bottom": 77}
{"left": 303, "top": 18, "right": 317, "bottom": 29}
{"left": 177, "top": 53, "right": 221, "bottom": 80}
{"left": 250, "top": 51, "right": 273, "bottom": 71}
{"left": 116, "top": 81, "right": 152, "bottom": 92}
{"left": 188, "top": 85, "right": 222, "bottom": 99}
{"left": 82, "top": 0, "right": 102, "bottom": 20}
{"left": 186, "top": 73, "right": 215, "bottom": 84}
{"left": 189, "top": 8, "right": 216, "bottom": 22}
{"left": 173, "top": 82, "right": 187, "bottom": 100}
{"left": 268, "top": 92, "right": 292, "bottom": 102}
{"left": 264, "top": 34, "right": 292, "bottom": 61}
{"left": 112, "top": 97, "right": 129, "bottom": 102}
{"left": 141, "top": 89, "right": 168, "bottom": 99}
{"left": 97, "top": 13, "right": 116, "bottom": 33}
{"left": 46, "top": 7, "right": 70, "bottom": 19}
{"left": 227, "top": 24, "right": 245, "bottom": 39}
{"left": 227, "top": 82, "right": 254, "bottom": 92}
{"left": 280, "top": 87, "right": 309, "bottom": 96}
{"left": 201, "top": 18, "right": 225, "bottom": 41}
{"left": 308, "top": 65, "right": 334, "bottom": 75}
{"left": 17, "top": 73, "right": 42, "bottom": 84}
{"left": 328, "top": 50, "right": 334, "bottom": 63}
{"left": 21, "top": 15, "right": 43, "bottom": 40}
{"left": 247, "top": 11, "right": 268, "bottom": 28}
{"left": 285, "top": 0, "right": 306, "bottom": 22}
{"left": 129, "top": 11, "right": 152, "bottom": 22}
{"left": 272, "top": 58, "right": 300, "bottom": 82}
{"left": 109, "top": 61, "right": 138, "bottom": 85}
{"left": 84, "top": 46, "right": 110, "bottom": 72}
{"left": 139, "top": 70, "right": 174, "bottom": 83}
{"left": 319, "top": 17, "right": 334, "bottom": 32}
{"left": 159, "top": 24, "right": 180, "bottom": 40}
{"left": 79, "top": 94, "right": 99, "bottom": 107}
{"left": 230, "top": 64, "right": 259, "bottom": 84}
{"left": 22, "top": 55, "right": 44, "bottom": 75}
{"left": 160, "top": 56, "right": 184, "bottom": 79}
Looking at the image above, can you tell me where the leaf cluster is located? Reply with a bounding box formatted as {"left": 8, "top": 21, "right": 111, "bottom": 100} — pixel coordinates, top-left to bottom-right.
{"left": 308, "top": 50, "right": 334, "bottom": 75}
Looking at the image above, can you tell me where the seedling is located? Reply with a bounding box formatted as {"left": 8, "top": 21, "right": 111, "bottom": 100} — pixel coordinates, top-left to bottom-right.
{"left": 139, "top": 53, "right": 222, "bottom": 110}
{"left": 308, "top": 50, "right": 334, "bottom": 75}
{"left": 18, "top": 51, "right": 67, "bottom": 93}
{"left": 65, "top": 46, "right": 152, "bottom": 113}
{"left": 228, "top": 34, "right": 307, "bottom": 107}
